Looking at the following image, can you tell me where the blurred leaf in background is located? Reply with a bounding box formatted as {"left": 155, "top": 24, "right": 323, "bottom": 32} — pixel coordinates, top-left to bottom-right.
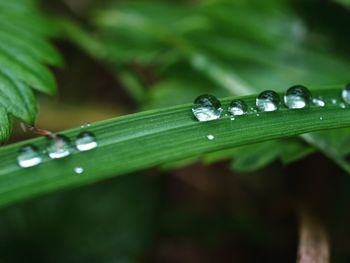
{"left": 59, "top": 0, "right": 350, "bottom": 172}
{"left": 335, "top": 0, "right": 350, "bottom": 7}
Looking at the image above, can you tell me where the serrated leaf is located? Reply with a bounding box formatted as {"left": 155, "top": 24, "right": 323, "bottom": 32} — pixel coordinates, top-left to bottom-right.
{"left": 0, "top": 72, "right": 37, "bottom": 124}
{"left": 0, "top": 10, "right": 60, "bottom": 37}
{"left": 0, "top": 107, "right": 12, "bottom": 141}
{"left": 0, "top": 0, "right": 61, "bottom": 141}
{"left": 0, "top": 46, "right": 56, "bottom": 95}
{"left": 0, "top": 30, "right": 62, "bottom": 66}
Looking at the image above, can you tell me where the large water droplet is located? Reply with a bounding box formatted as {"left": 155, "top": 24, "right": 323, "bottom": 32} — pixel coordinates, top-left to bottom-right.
{"left": 342, "top": 83, "right": 350, "bottom": 104}
{"left": 47, "top": 135, "right": 72, "bottom": 159}
{"left": 74, "top": 166, "right": 84, "bottom": 174}
{"left": 256, "top": 90, "right": 280, "bottom": 112}
{"left": 75, "top": 132, "right": 98, "bottom": 151}
{"left": 17, "top": 145, "right": 42, "bottom": 168}
{"left": 228, "top": 100, "right": 247, "bottom": 116}
{"left": 192, "top": 94, "right": 223, "bottom": 122}
{"left": 284, "top": 85, "right": 312, "bottom": 109}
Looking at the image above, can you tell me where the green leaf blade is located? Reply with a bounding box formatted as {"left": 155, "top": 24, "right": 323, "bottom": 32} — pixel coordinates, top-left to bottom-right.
{"left": 0, "top": 73, "right": 37, "bottom": 124}
{"left": 0, "top": 88, "right": 350, "bottom": 207}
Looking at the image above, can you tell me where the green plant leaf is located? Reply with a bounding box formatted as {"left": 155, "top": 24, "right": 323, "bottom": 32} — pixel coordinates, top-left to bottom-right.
{"left": 280, "top": 140, "right": 315, "bottom": 165}
{"left": 334, "top": 0, "right": 350, "bottom": 7}
{"left": 0, "top": 0, "right": 62, "bottom": 142}
{"left": 0, "top": 88, "right": 350, "bottom": 208}
{"left": 0, "top": 108, "right": 12, "bottom": 141}
{"left": 230, "top": 141, "right": 283, "bottom": 172}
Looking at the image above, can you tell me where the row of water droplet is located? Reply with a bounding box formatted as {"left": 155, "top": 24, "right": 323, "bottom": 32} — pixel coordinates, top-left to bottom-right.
{"left": 17, "top": 130, "right": 97, "bottom": 172}
{"left": 192, "top": 84, "right": 350, "bottom": 122}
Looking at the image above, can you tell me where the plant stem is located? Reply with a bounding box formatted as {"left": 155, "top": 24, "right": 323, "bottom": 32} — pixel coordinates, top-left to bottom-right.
{"left": 297, "top": 209, "right": 330, "bottom": 263}
{"left": 22, "top": 123, "right": 56, "bottom": 138}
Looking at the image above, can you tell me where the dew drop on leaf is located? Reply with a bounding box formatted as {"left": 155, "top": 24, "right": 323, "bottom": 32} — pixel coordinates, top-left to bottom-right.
{"left": 47, "top": 135, "right": 72, "bottom": 159}
{"left": 312, "top": 97, "right": 325, "bottom": 107}
{"left": 256, "top": 90, "right": 280, "bottom": 112}
{"left": 250, "top": 107, "right": 257, "bottom": 113}
{"left": 80, "top": 122, "right": 91, "bottom": 129}
{"left": 75, "top": 132, "right": 98, "bottom": 152}
{"left": 284, "top": 85, "right": 311, "bottom": 109}
{"left": 17, "top": 145, "right": 42, "bottom": 168}
{"left": 228, "top": 100, "right": 247, "bottom": 117}
{"left": 192, "top": 94, "right": 223, "bottom": 122}
{"left": 207, "top": 134, "right": 215, "bottom": 140}
{"left": 341, "top": 83, "right": 350, "bottom": 104}
{"left": 74, "top": 166, "right": 84, "bottom": 174}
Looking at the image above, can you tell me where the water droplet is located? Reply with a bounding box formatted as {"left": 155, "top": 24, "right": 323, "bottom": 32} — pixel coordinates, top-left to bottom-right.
{"left": 74, "top": 166, "right": 84, "bottom": 174}
{"left": 340, "top": 102, "right": 346, "bottom": 109}
{"left": 230, "top": 117, "right": 235, "bottom": 121}
{"left": 80, "top": 122, "right": 91, "bottom": 129}
{"left": 47, "top": 135, "right": 72, "bottom": 159}
{"left": 192, "top": 94, "right": 223, "bottom": 122}
{"left": 207, "top": 134, "right": 215, "bottom": 141}
{"left": 342, "top": 83, "right": 350, "bottom": 104}
{"left": 249, "top": 107, "right": 258, "bottom": 113}
{"left": 256, "top": 113, "right": 260, "bottom": 117}
{"left": 75, "top": 132, "right": 98, "bottom": 151}
{"left": 256, "top": 90, "right": 280, "bottom": 112}
{"left": 284, "top": 85, "right": 312, "bottom": 109}
{"left": 320, "top": 117, "right": 323, "bottom": 121}
{"left": 228, "top": 100, "right": 247, "bottom": 117}
{"left": 312, "top": 97, "right": 325, "bottom": 107}
{"left": 17, "top": 145, "right": 42, "bottom": 168}
{"left": 331, "top": 98, "right": 338, "bottom": 105}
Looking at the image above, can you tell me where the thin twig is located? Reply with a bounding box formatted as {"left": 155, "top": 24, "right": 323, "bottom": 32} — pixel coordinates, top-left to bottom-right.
{"left": 21, "top": 123, "right": 56, "bottom": 138}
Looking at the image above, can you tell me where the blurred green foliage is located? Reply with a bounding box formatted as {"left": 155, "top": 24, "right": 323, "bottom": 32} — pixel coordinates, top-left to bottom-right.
{"left": 335, "top": 0, "right": 350, "bottom": 7}
{"left": 61, "top": 0, "right": 350, "bottom": 172}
